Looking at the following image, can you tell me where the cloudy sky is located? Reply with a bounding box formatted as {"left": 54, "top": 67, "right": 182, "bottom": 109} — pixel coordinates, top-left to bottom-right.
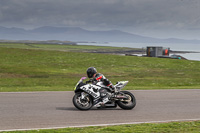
{"left": 0, "top": 0, "right": 200, "bottom": 39}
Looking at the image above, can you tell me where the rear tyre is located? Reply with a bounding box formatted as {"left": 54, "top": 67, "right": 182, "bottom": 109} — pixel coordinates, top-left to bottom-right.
{"left": 73, "top": 92, "right": 93, "bottom": 110}
{"left": 116, "top": 91, "right": 136, "bottom": 110}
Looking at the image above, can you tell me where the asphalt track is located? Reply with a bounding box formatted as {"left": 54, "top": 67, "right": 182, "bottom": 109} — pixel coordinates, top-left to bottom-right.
{"left": 1, "top": 89, "right": 200, "bottom": 131}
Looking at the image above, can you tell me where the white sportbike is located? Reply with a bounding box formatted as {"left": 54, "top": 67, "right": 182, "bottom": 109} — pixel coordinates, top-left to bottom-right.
{"left": 73, "top": 77, "right": 136, "bottom": 110}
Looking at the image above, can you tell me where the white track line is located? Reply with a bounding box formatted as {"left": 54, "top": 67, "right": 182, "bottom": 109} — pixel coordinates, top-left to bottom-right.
{"left": 1, "top": 118, "right": 200, "bottom": 132}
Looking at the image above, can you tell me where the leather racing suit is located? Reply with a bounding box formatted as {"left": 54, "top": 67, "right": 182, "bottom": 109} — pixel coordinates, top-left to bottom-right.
{"left": 92, "top": 73, "right": 115, "bottom": 92}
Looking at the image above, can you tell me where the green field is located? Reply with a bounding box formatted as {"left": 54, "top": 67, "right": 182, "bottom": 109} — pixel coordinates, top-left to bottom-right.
{"left": 2, "top": 121, "right": 200, "bottom": 133}
{"left": 0, "top": 43, "right": 200, "bottom": 92}
{"left": 0, "top": 43, "right": 140, "bottom": 53}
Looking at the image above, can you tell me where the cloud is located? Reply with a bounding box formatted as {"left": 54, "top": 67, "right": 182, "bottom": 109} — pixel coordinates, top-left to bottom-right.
{"left": 0, "top": 0, "right": 200, "bottom": 39}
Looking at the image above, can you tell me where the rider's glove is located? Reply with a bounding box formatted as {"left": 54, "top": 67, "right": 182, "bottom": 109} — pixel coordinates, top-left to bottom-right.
{"left": 86, "top": 79, "right": 94, "bottom": 84}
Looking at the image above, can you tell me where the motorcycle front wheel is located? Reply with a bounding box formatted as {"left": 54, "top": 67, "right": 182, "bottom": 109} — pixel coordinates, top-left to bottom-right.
{"left": 116, "top": 91, "right": 136, "bottom": 110}
{"left": 73, "top": 92, "right": 93, "bottom": 110}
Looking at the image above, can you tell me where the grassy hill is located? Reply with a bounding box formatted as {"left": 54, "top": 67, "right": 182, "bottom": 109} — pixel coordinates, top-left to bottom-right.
{"left": 0, "top": 44, "right": 200, "bottom": 92}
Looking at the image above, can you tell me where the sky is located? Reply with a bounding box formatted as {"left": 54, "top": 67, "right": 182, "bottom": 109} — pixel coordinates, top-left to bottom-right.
{"left": 0, "top": 0, "right": 200, "bottom": 39}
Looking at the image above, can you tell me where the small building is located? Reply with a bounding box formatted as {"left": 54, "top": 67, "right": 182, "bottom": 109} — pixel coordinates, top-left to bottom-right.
{"left": 146, "top": 46, "right": 170, "bottom": 57}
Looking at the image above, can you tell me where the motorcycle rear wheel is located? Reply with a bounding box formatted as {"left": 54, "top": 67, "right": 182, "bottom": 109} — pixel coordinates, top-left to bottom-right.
{"left": 116, "top": 91, "right": 136, "bottom": 110}
{"left": 73, "top": 92, "right": 93, "bottom": 110}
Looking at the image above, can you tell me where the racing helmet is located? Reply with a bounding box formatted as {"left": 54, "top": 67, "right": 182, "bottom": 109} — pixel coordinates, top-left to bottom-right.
{"left": 87, "top": 67, "right": 97, "bottom": 78}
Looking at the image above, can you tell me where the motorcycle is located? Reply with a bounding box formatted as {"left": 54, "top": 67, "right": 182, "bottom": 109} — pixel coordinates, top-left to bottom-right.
{"left": 72, "top": 77, "right": 136, "bottom": 110}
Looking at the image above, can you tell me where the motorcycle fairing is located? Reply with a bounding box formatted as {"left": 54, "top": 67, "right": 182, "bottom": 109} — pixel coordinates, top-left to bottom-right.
{"left": 80, "top": 84, "right": 101, "bottom": 99}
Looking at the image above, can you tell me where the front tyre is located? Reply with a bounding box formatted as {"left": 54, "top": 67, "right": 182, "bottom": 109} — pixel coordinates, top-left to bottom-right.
{"left": 116, "top": 91, "right": 136, "bottom": 110}
{"left": 73, "top": 92, "right": 93, "bottom": 110}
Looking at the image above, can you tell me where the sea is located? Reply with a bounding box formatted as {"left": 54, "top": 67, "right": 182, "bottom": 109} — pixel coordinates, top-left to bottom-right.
{"left": 77, "top": 42, "right": 200, "bottom": 61}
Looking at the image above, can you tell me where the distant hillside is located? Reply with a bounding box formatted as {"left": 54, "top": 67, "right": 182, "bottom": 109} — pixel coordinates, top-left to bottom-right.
{"left": 0, "top": 26, "right": 200, "bottom": 43}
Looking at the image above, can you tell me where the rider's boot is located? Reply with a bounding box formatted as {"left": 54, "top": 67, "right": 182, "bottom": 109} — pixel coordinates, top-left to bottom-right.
{"left": 110, "top": 86, "right": 119, "bottom": 98}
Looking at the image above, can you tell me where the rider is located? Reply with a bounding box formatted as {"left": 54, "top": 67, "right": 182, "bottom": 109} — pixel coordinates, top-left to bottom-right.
{"left": 86, "top": 67, "right": 116, "bottom": 92}
{"left": 86, "top": 67, "right": 116, "bottom": 107}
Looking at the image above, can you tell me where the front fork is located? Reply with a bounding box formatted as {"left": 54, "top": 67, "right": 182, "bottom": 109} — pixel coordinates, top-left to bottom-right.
{"left": 81, "top": 92, "right": 88, "bottom": 100}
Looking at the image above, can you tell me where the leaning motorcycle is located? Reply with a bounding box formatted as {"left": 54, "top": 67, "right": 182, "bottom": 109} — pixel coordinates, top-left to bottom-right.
{"left": 72, "top": 77, "right": 136, "bottom": 110}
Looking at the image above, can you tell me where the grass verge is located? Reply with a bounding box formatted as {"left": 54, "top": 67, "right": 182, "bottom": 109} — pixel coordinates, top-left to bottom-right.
{"left": 2, "top": 121, "right": 200, "bottom": 133}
